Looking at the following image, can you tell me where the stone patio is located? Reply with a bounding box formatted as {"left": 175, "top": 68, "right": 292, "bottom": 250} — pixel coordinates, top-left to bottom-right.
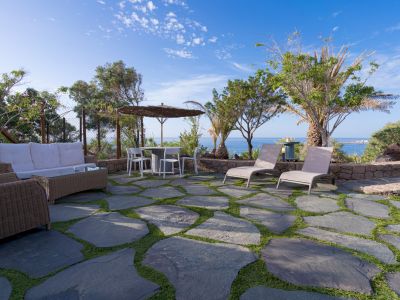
{"left": 1, "top": 173, "right": 399, "bottom": 299}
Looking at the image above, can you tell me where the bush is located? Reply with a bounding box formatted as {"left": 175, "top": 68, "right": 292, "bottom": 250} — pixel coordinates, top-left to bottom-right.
{"left": 179, "top": 117, "right": 201, "bottom": 156}
{"left": 362, "top": 121, "right": 400, "bottom": 162}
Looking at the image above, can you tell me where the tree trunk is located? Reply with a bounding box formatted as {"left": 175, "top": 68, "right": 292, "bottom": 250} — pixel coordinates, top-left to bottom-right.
{"left": 247, "top": 139, "right": 253, "bottom": 160}
{"left": 321, "top": 130, "right": 330, "bottom": 147}
{"left": 216, "top": 141, "right": 229, "bottom": 159}
{"left": 307, "top": 121, "right": 322, "bottom": 146}
{"left": 97, "top": 118, "right": 101, "bottom": 153}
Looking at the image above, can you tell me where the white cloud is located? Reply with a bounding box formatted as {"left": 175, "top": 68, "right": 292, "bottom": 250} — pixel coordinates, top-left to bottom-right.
{"left": 147, "top": 1, "right": 156, "bottom": 11}
{"left": 366, "top": 51, "right": 400, "bottom": 93}
{"left": 163, "top": 48, "right": 195, "bottom": 59}
{"left": 208, "top": 36, "right": 218, "bottom": 43}
{"left": 386, "top": 23, "right": 400, "bottom": 32}
{"left": 97, "top": 0, "right": 106, "bottom": 4}
{"left": 119, "top": 1, "right": 126, "bottom": 9}
{"left": 231, "top": 62, "right": 253, "bottom": 73}
{"left": 332, "top": 26, "right": 339, "bottom": 32}
{"left": 332, "top": 11, "right": 342, "bottom": 18}
{"left": 48, "top": 17, "right": 56, "bottom": 22}
{"left": 191, "top": 37, "right": 204, "bottom": 46}
{"left": 176, "top": 34, "right": 185, "bottom": 44}
{"left": 215, "top": 49, "right": 231, "bottom": 60}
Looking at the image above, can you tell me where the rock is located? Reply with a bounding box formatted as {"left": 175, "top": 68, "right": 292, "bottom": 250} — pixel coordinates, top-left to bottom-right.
{"left": 140, "top": 186, "right": 184, "bottom": 199}
{"left": 240, "top": 286, "right": 346, "bottom": 300}
{"left": 134, "top": 179, "right": 169, "bottom": 188}
{"left": 390, "top": 200, "right": 400, "bottom": 209}
{"left": 295, "top": 195, "right": 339, "bottom": 213}
{"left": 0, "top": 231, "right": 83, "bottom": 278}
{"left": 26, "top": 249, "right": 159, "bottom": 300}
{"left": 376, "top": 144, "right": 400, "bottom": 162}
{"left": 191, "top": 175, "right": 216, "bottom": 181}
{"left": 386, "top": 224, "right": 400, "bottom": 233}
{"left": 143, "top": 237, "right": 256, "bottom": 300}
{"left": 298, "top": 227, "right": 396, "bottom": 264}
{"left": 379, "top": 234, "right": 400, "bottom": 251}
{"left": 183, "top": 184, "right": 217, "bottom": 195}
{"left": 68, "top": 212, "right": 148, "bottom": 247}
{"left": 105, "top": 195, "right": 156, "bottom": 210}
{"left": 347, "top": 193, "right": 386, "bottom": 201}
{"left": 177, "top": 196, "right": 229, "bottom": 210}
{"left": 0, "top": 277, "right": 11, "bottom": 300}
{"left": 237, "top": 193, "right": 295, "bottom": 212}
{"left": 107, "top": 185, "right": 141, "bottom": 195}
{"left": 262, "top": 238, "right": 379, "bottom": 294}
{"left": 135, "top": 205, "right": 199, "bottom": 235}
{"left": 218, "top": 185, "right": 255, "bottom": 198}
{"left": 186, "top": 211, "right": 260, "bottom": 245}
{"left": 345, "top": 198, "right": 390, "bottom": 219}
{"left": 49, "top": 204, "right": 99, "bottom": 222}
{"left": 304, "top": 212, "right": 375, "bottom": 236}
{"left": 386, "top": 272, "right": 400, "bottom": 296}
{"left": 112, "top": 177, "right": 140, "bottom": 184}
{"left": 261, "top": 185, "right": 294, "bottom": 197}
{"left": 240, "top": 206, "right": 296, "bottom": 234}
{"left": 59, "top": 191, "right": 107, "bottom": 203}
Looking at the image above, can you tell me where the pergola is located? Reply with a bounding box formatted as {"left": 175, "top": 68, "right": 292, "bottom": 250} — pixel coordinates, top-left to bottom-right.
{"left": 115, "top": 103, "right": 204, "bottom": 158}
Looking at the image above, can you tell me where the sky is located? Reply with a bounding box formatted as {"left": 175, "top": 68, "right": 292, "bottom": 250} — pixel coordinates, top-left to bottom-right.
{"left": 1, "top": 0, "right": 400, "bottom": 139}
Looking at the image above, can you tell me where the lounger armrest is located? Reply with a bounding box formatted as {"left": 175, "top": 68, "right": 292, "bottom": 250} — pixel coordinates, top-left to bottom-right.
{"left": 0, "top": 162, "right": 13, "bottom": 174}
{"left": 84, "top": 155, "right": 97, "bottom": 164}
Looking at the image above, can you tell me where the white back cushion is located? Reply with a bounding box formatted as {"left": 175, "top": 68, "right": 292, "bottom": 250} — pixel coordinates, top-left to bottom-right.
{"left": 58, "top": 142, "right": 84, "bottom": 166}
{"left": 30, "top": 143, "right": 61, "bottom": 169}
{"left": 0, "top": 143, "right": 35, "bottom": 172}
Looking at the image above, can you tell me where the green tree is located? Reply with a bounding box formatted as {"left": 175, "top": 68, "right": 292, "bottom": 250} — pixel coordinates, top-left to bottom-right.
{"left": 179, "top": 116, "right": 202, "bottom": 156}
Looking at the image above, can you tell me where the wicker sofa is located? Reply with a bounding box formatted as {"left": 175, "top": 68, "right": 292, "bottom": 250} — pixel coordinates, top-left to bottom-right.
{"left": 0, "top": 172, "right": 50, "bottom": 239}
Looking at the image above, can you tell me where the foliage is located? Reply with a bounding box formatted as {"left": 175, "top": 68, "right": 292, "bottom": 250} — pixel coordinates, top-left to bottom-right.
{"left": 268, "top": 32, "right": 395, "bottom": 147}
{"left": 362, "top": 121, "right": 400, "bottom": 162}
{"left": 276, "top": 138, "right": 304, "bottom": 160}
{"left": 179, "top": 116, "right": 202, "bottom": 156}
{"left": 240, "top": 148, "right": 260, "bottom": 159}
{"left": 330, "top": 139, "right": 351, "bottom": 163}
{"left": 88, "top": 139, "right": 114, "bottom": 160}
{"left": 233, "top": 70, "right": 286, "bottom": 159}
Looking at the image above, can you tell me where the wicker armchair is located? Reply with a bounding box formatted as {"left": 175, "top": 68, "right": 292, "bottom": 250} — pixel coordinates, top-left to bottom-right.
{"left": 0, "top": 173, "right": 50, "bottom": 240}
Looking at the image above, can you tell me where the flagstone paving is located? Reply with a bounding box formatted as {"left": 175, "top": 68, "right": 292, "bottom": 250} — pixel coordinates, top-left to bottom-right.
{"left": 0, "top": 277, "right": 11, "bottom": 300}
{"left": 304, "top": 211, "right": 376, "bottom": 236}
{"left": 295, "top": 195, "right": 340, "bottom": 213}
{"left": 379, "top": 234, "right": 400, "bottom": 250}
{"left": 261, "top": 185, "right": 294, "bottom": 197}
{"left": 112, "top": 176, "right": 141, "bottom": 184}
{"left": 134, "top": 179, "right": 169, "bottom": 188}
{"left": 186, "top": 211, "right": 260, "bottom": 245}
{"left": 390, "top": 200, "right": 400, "bottom": 209}
{"left": 25, "top": 249, "right": 159, "bottom": 300}
{"left": 237, "top": 193, "right": 295, "bottom": 211}
{"left": 49, "top": 203, "right": 100, "bottom": 222}
{"left": 135, "top": 205, "right": 199, "bottom": 235}
{"left": 386, "top": 272, "right": 400, "bottom": 296}
{"left": 183, "top": 184, "right": 217, "bottom": 195}
{"left": 240, "top": 206, "right": 296, "bottom": 234}
{"left": 345, "top": 198, "right": 390, "bottom": 219}
{"left": 298, "top": 227, "right": 396, "bottom": 264}
{"left": 0, "top": 231, "right": 83, "bottom": 278}
{"left": 105, "top": 195, "right": 156, "bottom": 210}
{"left": 218, "top": 185, "right": 255, "bottom": 198}
{"left": 386, "top": 224, "right": 400, "bottom": 233}
{"left": 346, "top": 193, "right": 387, "bottom": 201}
{"left": 143, "top": 236, "right": 256, "bottom": 300}
{"left": 140, "top": 186, "right": 184, "bottom": 199}
{"left": 262, "top": 238, "right": 380, "bottom": 294}
{"left": 240, "top": 286, "right": 346, "bottom": 300}
{"left": 177, "top": 195, "right": 230, "bottom": 210}
{"left": 59, "top": 191, "right": 107, "bottom": 203}
{"left": 68, "top": 212, "right": 148, "bottom": 247}
{"left": 107, "top": 184, "right": 142, "bottom": 195}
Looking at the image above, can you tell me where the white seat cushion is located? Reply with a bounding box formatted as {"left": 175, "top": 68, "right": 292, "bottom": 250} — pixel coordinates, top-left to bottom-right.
{"left": 279, "top": 171, "right": 323, "bottom": 185}
{"left": 226, "top": 166, "right": 273, "bottom": 179}
{"left": 0, "top": 143, "right": 35, "bottom": 172}
{"left": 58, "top": 142, "right": 85, "bottom": 166}
{"left": 15, "top": 163, "right": 97, "bottom": 179}
{"left": 30, "top": 143, "right": 61, "bottom": 170}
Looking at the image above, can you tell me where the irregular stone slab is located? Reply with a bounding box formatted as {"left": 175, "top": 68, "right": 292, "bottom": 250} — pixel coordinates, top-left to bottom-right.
{"left": 347, "top": 193, "right": 386, "bottom": 201}
{"left": 390, "top": 200, "right": 400, "bottom": 209}
{"left": 379, "top": 234, "right": 400, "bottom": 251}
{"left": 261, "top": 184, "right": 294, "bottom": 197}
{"left": 183, "top": 184, "right": 217, "bottom": 195}
{"left": 262, "top": 238, "right": 379, "bottom": 294}
{"left": 140, "top": 186, "right": 184, "bottom": 199}
{"left": 112, "top": 176, "right": 140, "bottom": 184}
{"left": 0, "top": 277, "right": 11, "bottom": 300}
{"left": 0, "top": 231, "right": 83, "bottom": 278}
{"left": 186, "top": 211, "right": 260, "bottom": 245}
{"left": 60, "top": 191, "right": 107, "bottom": 203}
{"left": 177, "top": 196, "right": 229, "bottom": 210}
{"left": 135, "top": 205, "right": 199, "bottom": 235}
{"left": 237, "top": 193, "right": 295, "bottom": 212}
{"left": 190, "top": 175, "right": 215, "bottom": 181}
{"left": 105, "top": 195, "right": 156, "bottom": 210}
{"left": 218, "top": 185, "right": 255, "bottom": 198}
{"left": 107, "top": 185, "right": 141, "bottom": 195}
{"left": 298, "top": 227, "right": 396, "bottom": 264}
{"left": 240, "top": 206, "right": 296, "bottom": 234}
{"left": 316, "top": 192, "right": 341, "bottom": 199}
{"left": 304, "top": 212, "right": 375, "bottom": 236}
{"left": 386, "top": 272, "right": 400, "bottom": 296}
{"left": 134, "top": 179, "right": 169, "bottom": 188}
{"left": 26, "top": 249, "right": 159, "bottom": 300}
{"left": 241, "top": 286, "right": 345, "bottom": 300}
{"left": 49, "top": 203, "right": 99, "bottom": 222}
{"left": 386, "top": 224, "right": 400, "bottom": 233}
{"left": 296, "top": 195, "right": 339, "bottom": 213}
{"left": 68, "top": 212, "right": 148, "bottom": 247}
{"left": 346, "top": 198, "right": 390, "bottom": 219}
{"left": 169, "top": 178, "right": 197, "bottom": 186}
{"left": 143, "top": 236, "right": 256, "bottom": 300}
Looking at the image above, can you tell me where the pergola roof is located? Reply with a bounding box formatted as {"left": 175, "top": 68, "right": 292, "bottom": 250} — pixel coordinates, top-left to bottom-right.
{"left": 118, "top": 104, "right": 204, "bottom": 118}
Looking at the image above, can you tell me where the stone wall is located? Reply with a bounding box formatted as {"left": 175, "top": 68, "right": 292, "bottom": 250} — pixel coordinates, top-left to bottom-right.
{"left": 98, "top": 158, "right": 127, "bottom": 173}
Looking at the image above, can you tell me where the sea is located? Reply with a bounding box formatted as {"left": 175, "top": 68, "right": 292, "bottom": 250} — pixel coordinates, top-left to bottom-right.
{"left": 156, "top": 137, "right": 368, "bottom": 156}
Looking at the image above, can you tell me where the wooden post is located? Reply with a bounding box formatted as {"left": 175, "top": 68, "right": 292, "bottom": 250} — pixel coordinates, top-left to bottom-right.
{"left": 82, "top": 108, "right": 87, "bottom": 155}
{"left": 40, "top": 101, "right": 46, "bottom": 143}
{"left": 62, "top": 117, "right": 66, "bottom": 142}
{"left": 140, "top": 116, "right": 144, "bottom": 147}
{"left": 116, "top": 112, "right": 121, "bottom": 159}
{"left": 46, "top": 122, "right": 50, "bottom": 143}
{"left": 79, "top": 114, "right": 82, "bottom": 142}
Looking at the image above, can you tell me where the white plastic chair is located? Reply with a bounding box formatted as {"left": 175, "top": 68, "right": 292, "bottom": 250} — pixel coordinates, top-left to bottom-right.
{"left": 159, "top": 147, "right": 182, "bottom": 179}
{"left": 181, "top": 147, "right": 199, "bottom": 175}
{"left": 127, "top": 148, "right": 150, "bottom": 177}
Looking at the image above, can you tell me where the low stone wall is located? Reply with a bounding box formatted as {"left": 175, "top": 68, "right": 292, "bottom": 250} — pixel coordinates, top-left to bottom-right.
{"left": 197, "top": 158, "right": 400, "bottom": 181}
{"left": 98, "top": 158, "right": 127, "bottom": 173}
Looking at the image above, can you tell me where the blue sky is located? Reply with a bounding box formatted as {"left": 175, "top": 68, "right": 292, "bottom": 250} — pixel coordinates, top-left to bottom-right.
{"left": 1, "top": 0, "right": 400, "bottom": 139}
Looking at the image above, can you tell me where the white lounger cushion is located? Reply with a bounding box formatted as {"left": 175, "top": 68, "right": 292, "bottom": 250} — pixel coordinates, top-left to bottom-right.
{"left": 226, "top": 166, "right": 274, "bottom": 179}
{"left": 279, "top": 170, "right": 324, "bottom": 184}
{"left": 30, "top": 143, "right": 61, "bottom": 169}
{"left": 58, "top": 142, "right": 85, "bottom": 166}
{"left": 0, "top": 143, "right": 35, "bottom": 172}
{"left": 16, "top": 163, "right": 96, "bottom": 179}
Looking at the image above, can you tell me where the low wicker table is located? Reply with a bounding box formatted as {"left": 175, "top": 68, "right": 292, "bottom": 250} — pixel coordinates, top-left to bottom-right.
{"left": 32, "top": 167, "right": 108, "bottom": 204}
